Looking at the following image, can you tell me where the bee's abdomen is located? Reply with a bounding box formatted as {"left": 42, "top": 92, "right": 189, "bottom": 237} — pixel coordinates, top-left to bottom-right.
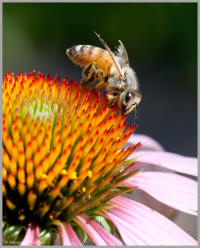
{"left": 66, "top": 45, "right": 113, "bottom": 74}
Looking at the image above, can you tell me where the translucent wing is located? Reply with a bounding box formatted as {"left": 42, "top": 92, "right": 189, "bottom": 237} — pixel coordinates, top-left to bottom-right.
{"left": 116, "top": 40, "right": 129, "bottom": 66}
{"left": 95, "top": 32, "right": 123, "bottom": 80}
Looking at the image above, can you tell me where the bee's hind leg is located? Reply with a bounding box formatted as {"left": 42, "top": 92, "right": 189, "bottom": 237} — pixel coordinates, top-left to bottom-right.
{"left": 80, "top": 62, "right": 107, "bottom": 90}
{"left": 80, "top": 62, "right": 99, "bottom": 89}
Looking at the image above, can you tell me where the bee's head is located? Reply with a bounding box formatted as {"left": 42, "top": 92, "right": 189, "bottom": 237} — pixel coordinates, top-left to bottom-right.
{"left": 120, "top": 90, "right": 142, "bottom": 115}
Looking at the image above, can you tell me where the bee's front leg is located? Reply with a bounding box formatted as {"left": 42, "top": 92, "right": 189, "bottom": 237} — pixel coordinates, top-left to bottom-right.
{"left": 106, "top": 93, "right": 117, "bottom": 108}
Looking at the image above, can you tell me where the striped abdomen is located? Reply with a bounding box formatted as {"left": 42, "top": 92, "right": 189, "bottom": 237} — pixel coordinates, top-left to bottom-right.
{"left": 66, "top": 45, "right": 114, "bottom": 74}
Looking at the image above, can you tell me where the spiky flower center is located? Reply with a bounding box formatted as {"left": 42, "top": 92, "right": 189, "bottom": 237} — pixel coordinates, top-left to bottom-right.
{"left": 3, "top": 72, "right": 139, "bottom": 230}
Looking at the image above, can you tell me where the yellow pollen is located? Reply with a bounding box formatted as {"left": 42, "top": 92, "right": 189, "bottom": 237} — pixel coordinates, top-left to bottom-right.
{"left": 87, "top": 170, "right": 92, "bottom": 178}
{"left": 70, "top": 172, "right": 77, "bottom": 179}
{"left": 61, "top": 169, "right": 68, "bottom": 175}
{"left": 41, "top": 174, "right": 47, "bottom": 179}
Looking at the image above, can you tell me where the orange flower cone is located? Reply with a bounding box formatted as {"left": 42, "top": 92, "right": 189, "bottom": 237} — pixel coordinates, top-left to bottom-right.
{"left": 3, "top": 72, "right": 140, "bottom": 245}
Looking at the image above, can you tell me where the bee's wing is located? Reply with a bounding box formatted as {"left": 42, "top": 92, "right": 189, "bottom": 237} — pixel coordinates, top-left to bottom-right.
{"left": 116, "top": 40, "right": 129, "bottom": 66}
{"left": 95, "top": 32, "right": 124, "bottom": 79}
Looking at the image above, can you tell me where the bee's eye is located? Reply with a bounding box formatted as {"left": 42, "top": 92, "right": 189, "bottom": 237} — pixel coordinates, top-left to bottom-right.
{"left": 125, "top": 92, "right": 132, "bottom": 103}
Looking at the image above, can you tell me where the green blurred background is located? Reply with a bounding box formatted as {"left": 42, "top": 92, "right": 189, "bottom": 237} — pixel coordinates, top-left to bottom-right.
{"left": 3, "top": 3, "right": 197, "bottom": 156}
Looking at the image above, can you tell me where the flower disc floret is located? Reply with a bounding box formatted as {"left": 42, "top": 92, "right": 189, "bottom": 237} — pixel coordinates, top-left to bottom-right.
{"left": 3, "top": 72, "right": 140, "bottom": 242}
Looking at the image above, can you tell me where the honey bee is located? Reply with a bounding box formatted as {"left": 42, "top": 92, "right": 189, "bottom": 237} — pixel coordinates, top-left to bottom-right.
{"left": 66, "top": 32, "right": 142, "bottom": 115}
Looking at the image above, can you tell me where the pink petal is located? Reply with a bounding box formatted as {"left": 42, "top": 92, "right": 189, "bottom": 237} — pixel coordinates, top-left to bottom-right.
{"left": 125, "top": 172, "right": 197, "bottom": 215}
{"left": 20, "top": 223, "right": 40, "bottom": 246}
{"left": 125, "top": 134, "right": 165, "bottom": 151}
{"left": 74, "top": 214, "right": 123, "bottom": 245}
{"left": 127, "top": 150, "right": 197, "bottom": 176}
{"left": 102, "top": 196, "right": 197, "bottom": 245}
{"left": 58, "top": 222, "right": 82, "bottom": 246}
{"left": 101, "top": 210, "right": 151, "bottom": 245}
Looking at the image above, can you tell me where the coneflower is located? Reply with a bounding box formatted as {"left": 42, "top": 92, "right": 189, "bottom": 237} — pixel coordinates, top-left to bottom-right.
{"left": 3, "top": 72, "right": 197, "bottom": 245}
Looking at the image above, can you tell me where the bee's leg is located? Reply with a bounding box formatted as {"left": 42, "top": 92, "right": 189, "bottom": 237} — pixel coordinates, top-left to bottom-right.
{"left": 95, "top": 73, "right": 109, "bottom": 89}
{"left": 81, "top": 62, "right": 108, "bottom": 90}
{"left": 80, "top": 62, "right": 99, "bottom": 89}
{"left": 81, "top": 62, "right": 105, "bottom": 89}
{"left": 107, "top": 93, "right": 117, "bottom": 108}
{"left": 95, "top": 80, "right": 106, "bottom": 90}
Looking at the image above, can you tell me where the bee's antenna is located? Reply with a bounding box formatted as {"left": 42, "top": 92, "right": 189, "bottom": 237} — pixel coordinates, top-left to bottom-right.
{"left": 94, "top": 32, "right": 123, "bottom": 80}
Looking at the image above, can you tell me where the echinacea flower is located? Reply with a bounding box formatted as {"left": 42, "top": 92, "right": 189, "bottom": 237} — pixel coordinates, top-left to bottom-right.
{"left": 3, "top": 72, "right": 197, "bottom": 246}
